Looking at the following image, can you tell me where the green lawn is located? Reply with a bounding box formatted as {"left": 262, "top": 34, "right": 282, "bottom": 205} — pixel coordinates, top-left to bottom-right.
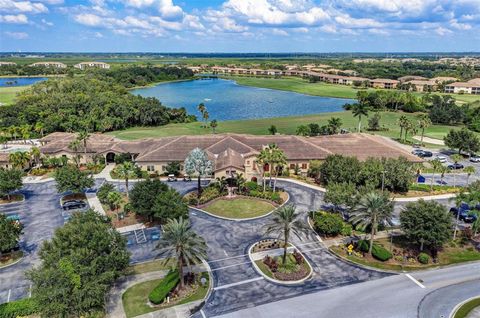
{"left": 203, "top": 197, "right": 275, "bottom": 219}
{"left": 109, "top": 110, "right": 458, "bottom": 143}
{"left": 0, "top": 86, "right": 25, "bottom": 105}
{"left": 228, "top": 76, "right": 480, "bottom": 104}
{"left": 454, "top": 297, "right": 480, "bottom": 318}
{"left": 129, "top": 258, "right": 175, "bottom": 275}
{"left": 122, "top": 273, "right": 209, "bottom": 318}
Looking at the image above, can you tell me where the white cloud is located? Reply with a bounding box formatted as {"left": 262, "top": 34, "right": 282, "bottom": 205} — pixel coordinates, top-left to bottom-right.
{"left": 41, "top": 18, "right": 52, "bottom": 26}
{"left": 75, "top": 13, "right": 103, "bottom": 26}
{"left": 450, "top": 19, "right": 472, "bottom": 30}
{"left": 4, "top": 31, "right": 28, "bottom": 39}
{"left": 35, "top": 0, "right": 63, "bottom": 4}
{"left": 0, "top": 13, "right": 28, "bottom": 23}
{"left": 94, "top": 31, "right": 103, "bottom": 37}
{"left": 435, "top": 26, "right": 453, "bottom": 35}
{"left": 272, "top": 28, "right": 289, "bottom": 36}
{"left": 335, "top": 14, "right": 383, "bottom": 28}
{"left": 158, "top": 0, "right": 183, "bottom": 20}
{"left": 0, "top": 0, "right": 48, "bottom": 13}
{"left": 341, "top": 0, "right": 435, "bottom": 15}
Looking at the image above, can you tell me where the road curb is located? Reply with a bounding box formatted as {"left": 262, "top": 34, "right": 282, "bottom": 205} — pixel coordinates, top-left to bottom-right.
{"left": 449, "top": 295, "right": 480, "bottom": 318}
{"left": 0, "top": 193, "right": 25, "bottom": 206}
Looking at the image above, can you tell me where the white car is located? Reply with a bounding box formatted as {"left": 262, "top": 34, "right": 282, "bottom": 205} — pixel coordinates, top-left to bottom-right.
{"left": 470, "top": 156, "right": 480, "bottom": 163}
{"left": 435, "top": 156, "right": 447, "bottom": 163}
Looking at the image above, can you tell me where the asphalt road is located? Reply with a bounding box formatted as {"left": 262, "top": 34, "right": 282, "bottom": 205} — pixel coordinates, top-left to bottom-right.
{"left": 215, "top": 262, "right": 480, "bottom": 318}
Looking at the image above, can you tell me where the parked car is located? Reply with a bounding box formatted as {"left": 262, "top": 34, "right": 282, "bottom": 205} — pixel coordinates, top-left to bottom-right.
{"left": 450, "top": 204, "right": 479, "bottom": 223}
{"left": 418, "top": 151, "right": 433, "bottom": 158}
{"left": 412, "top": 149, "right": 424, "bottom": 155}
{"left": 448, "top": 163, "right": 464, "bottom": 170}
{"left": 167, "top": 174, "right": 177, "bottom": 182}
{"left": 62, "top": 200, "right": 87, "bottom": 210}
{"left": 435, "top": 155, "right": 447, "bottom": 163}
{"left": 183, "top": 175, "right": 192, "bottom": 182}
{"left": 470, "top": 156, "right": 480, "bottom": 163}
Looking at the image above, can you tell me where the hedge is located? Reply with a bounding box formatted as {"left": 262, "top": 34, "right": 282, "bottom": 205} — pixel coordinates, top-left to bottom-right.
{"left": 0, "top": 298, "right": 38, "bottom": 318}
{"left": 372, "top": 245, "right": 393, "bottom": 262}
{"left": 148, "top": 270, "right": 180, "bottom": 305}
{"left": 418, "top": 252, "right": 430, "bottom": 264}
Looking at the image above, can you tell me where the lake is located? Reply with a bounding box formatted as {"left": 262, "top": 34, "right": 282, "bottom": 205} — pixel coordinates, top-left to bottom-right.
{"left": 0, "top": 77, "right": 47, "bottom": 87}
{"left": 132, "top": 78, "right": 353, "bottom": 121}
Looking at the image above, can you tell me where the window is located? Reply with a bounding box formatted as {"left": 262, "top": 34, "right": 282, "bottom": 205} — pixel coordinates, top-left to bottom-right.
{"left": 301, "top": 163, "right": 308, "bottom": 169}
{"left": 147, "top": 165, "right": 155, "bottom": 172}
{"left": 290, "top": 163, "right": 295, "bottom": 169}
{"left": 247, "top": 160, "right": 250, "bottom": 165}
{"left": 162, "top": 165, "right": 166, "bottom": 171}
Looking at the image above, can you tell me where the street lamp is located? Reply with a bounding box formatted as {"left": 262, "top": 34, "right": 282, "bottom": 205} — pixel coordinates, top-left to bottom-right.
{"left": 381, "top": 170, "right": 386, "bottom": 192}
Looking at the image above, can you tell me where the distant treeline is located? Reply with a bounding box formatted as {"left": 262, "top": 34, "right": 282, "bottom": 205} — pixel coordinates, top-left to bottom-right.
{"left": 0, "top": 74, "right": 196, "bottom": 134}
{"left": 0, "top": 64, "right": 69, "bottom": 76}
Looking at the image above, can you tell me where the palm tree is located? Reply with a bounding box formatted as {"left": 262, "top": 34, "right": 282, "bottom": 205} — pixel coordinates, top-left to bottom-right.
{"left": 417, "top": 114, "right": 432, "bottom": 145}
{"left": 450, "top": 154, "right": 463, "bottom": 188}
{"left": 30, "top": 146, "right": 41, "bottom": 167}
{"left": 9, "top": 151, "right": 31, "bottom": 169}
{"left": 34, "top": 122, "right": 45, "bottom": 138}
{"left": 430, "top": 159, "right": 442, "bottom": 191}
{"left": 351, "top": 103, "right": 368, "bottom": 133}
{"left": 439, "top": 165, "right": 448, "bottom": 185}
{"left": 257, "top": 148, "right": 269, "bottom": 192}
{"left": 69, "top": 139, "right": 81, "bottom": 167}
{"left": 210, "top": 119, "right": 218, "bottom": 134}
{"left": 20, "top": 124, "right": 31, "bottom": 144}
{"left": 397, "top": 115, "right": 408, "bottom": 140}
{"left": 107, "top": 191, "right": 123, "bottom": 221}
{"left": 268, "top": 125, "right": 277, "bottom": 135}
{"left": 327, "top": 117, "right": 342, "bottom": 134}
{"left": 77, "top": 131, "right": 90, "bottom": 162}
{"left": 0, "top": 135, "right": 8, "bottom": 150}
{"left": 263, "top": 204, "right": 310, "bottom": 265}
{"left": 197, "top": 103, "right": 206, "bottom": 127}
{"left": 116, "top": 161, "right": 136, "bottom": 198}
{"left": 202, "top": 110, "right": 209, "bottom": 129}
{"left": 157, "top": 217, "right": 207, "bottom": 289}
{"left": 270, "top": 146, "right": 287, "bottom": 192}
{"left": 350, "top": 191, "right": 394, "bottom": 254}
{"left": 464, "top": 166, "right": 476, "bottom": 186}
{"left": 471, "top": 210, "right": 480, "bottom": 237}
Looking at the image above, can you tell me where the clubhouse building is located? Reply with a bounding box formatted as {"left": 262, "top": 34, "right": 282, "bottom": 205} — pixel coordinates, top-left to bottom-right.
{"left": 38, "top": 133, "right": 421, "bottom": 180}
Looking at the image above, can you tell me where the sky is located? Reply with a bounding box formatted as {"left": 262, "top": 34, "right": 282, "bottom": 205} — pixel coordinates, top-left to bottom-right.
{"left": 0, "top": 0, "right": 480, "bottom": 53}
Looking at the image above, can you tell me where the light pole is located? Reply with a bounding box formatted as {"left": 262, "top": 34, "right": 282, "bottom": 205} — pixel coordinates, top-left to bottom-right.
{"left": 381, "top": 170, "right": 386, "bottom": 192}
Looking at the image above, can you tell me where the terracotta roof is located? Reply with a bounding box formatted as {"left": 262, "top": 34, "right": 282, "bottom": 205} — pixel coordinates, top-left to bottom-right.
{"left": 370, "top": 78, "right": 399, "bottom": 84}
{"left": 213, "top": 148, "right": 245, "bottom": 171}
{"left": 0, "top": 152, "right": 9, "bottom": 163}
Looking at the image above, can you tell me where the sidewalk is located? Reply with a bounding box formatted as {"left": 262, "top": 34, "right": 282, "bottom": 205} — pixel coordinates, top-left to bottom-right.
{"left": 85, "top": 193, "right": 106, "bottom": 215}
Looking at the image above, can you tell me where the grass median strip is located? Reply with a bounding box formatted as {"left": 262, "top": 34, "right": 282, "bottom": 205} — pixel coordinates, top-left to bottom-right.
{"left": 202, "top": 197, "right": 275, "bottom": 219}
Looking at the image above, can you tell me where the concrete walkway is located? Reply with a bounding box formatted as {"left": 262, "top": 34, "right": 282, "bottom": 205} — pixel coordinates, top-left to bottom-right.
{"left": 94, "top": 163, "right": 116, "bottom": 180}
{"left": 85, "top": 192, "right": 106, "bottom": 215}
{"left": 413, "top": 135, "right": 445, "bottom": 146}
{"left": 466, "top": 306, "right": 480, "bottom": 318}
{"left": 106, "top": 270, "right": 168, "bottom": 318}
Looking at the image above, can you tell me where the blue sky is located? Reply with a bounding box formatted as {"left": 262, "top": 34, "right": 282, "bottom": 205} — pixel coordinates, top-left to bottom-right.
{"left": 1, "top": 0, "right": 480, "bottom": 52}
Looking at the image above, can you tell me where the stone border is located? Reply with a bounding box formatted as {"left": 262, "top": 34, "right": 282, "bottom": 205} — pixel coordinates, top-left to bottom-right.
{"left": 449, "top": 296, "right": 480, "bottom": 318}
{"left": 248, "top": 241, "right": 313, "bottom": 285}
{"left": 0, "top": 193, "right": 25, "bottom": 206}
{"left": 189, "top": 192, "right": 290, "bottom": 222}
{"left": 0, "top": 252, "right": 24, "bottom": 270}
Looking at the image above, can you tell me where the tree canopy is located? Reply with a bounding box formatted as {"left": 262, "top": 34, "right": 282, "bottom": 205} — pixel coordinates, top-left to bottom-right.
{"left": 27, "top": 210, "right": 130, "bottom": 317}
{"left": 444, "top": 128, "right": 480, "bottom": 155}
{"left": 0, "top": 168, "right": 23, "bottom": 200}
{"left": 53, "top": 165, "right": 94, "bottom": 193}
{"left": 0, "top": 214, "right": 22, "bottom": 255}
{"left": 129, "top": 179, "right": 169, "bottom": 221}
{"left": 152, "top": 188, "right": 189, "bottom": 222}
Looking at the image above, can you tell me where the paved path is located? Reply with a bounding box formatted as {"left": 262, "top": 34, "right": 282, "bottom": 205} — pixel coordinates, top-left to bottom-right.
{"left": 214, "top": 262, "right": 480, "bottom": 318}
{"left": 106, "top": 270, "right": 168, "bottom": 318}
{"left": 413, "top": 135, "right": 445, "bottom": 145}
{"left": 85, "top": 192, "right": 106, "bottom": 215}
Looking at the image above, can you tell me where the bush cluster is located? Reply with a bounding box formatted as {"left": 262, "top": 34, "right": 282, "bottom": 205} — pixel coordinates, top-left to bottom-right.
{"left": 417, "top": 252, "right": 430, "bottom": 264}
{"left": 0, "top": 299, "right": 38, "bottom": 318}
{"left": 356, "top": 240, "right": 393, "bottom": 262}
{"left": 247, "top": 190, "right": 282, "bottom": 204}
{"left": 312, "top": 211, "right": 351, "bottom": 237}
{"left": 148, "top": 270, "right": 180, "bottom": 305}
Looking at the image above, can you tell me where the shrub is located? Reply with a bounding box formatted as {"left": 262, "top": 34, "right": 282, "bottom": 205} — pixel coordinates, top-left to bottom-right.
{"left": 341, "top": 224, "right": 353, "bottom": 236}
{"left": 313, "top": 212, "right": 344, "bottom": 236}
{"left": 198, "top": 187, "right": 221, "bottom": 204}
{"left": 357, "top": 240, "right": 369, "bottom": 253}
{"left": 148, "top": 270, "right": 180, "bottom": 305}
{"left": 293, "top": 250, "right": 304, "bottom": 264}
{"left": 97, "top": 183, "right": 116, "bottom": 204}
{"left": 0, "top": 298, "right": 38, "bottom": 318}
{"left": 418, "top": 252, "right": 430, "bottom": 264}
{"left": 245, "top": 181, "right": 258, "bottom": 192}
{"left": 263, "top": 256, "right": 278, "bottom": 272}
{"left": 372, "top": 245, "right": 393, "bottom": 262}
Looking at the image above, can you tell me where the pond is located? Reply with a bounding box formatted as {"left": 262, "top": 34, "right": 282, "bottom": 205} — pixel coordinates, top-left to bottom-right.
{"left": 132, "top": 78, "right": 353, "bottom": 121}
{"left": 0, "top": 77, "right": 47, "bottom": 87}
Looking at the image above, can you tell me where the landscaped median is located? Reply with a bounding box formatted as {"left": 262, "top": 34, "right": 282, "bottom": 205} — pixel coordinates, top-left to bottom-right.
{"left": 452, "top": 297, "right": 480, "bottom": 318}
{"left": 0, "top": 193, "right": 24, "bottom": 205}
{"left": 248, "top": 239, "right": 313, "bottom": 285}
{"left": 122, "top": 270, "right": 211, "bottom": 318}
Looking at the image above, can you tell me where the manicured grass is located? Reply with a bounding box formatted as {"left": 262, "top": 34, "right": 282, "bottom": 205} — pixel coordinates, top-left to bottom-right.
{"left": 0, "top": 86, "right": 25, "bottom": 105}
{"left": 202, "top": 197, "right": 275, "bottom": 219}
{"left": 129, "top": 258, "right": 175, "bottom": 275}
{"left": 0, "top": 193, "right": 24, "bottom": 204}
{"left": 109, "top": 110, "right": 458, "bottom": 143}
{"left": 454, "top": 297, "right": 480, "bottom": 318}
{"left": 122, "top": 273, "right": 209, "bottom": 318}
{"left": 228, "top": 76, "right": 480, "bottom": 104}
{"left": 330, "top": 237, "right": 480, "bottom": 272}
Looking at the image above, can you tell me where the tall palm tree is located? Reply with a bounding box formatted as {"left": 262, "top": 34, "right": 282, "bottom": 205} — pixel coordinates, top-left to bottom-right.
{"left": 116, "top": 161, "right": 136, "bottom": 198}
{"left": 464, "top": 166, "right": 476, "bottom": 186}
{"left": 270, "top": 146, "right": 287, "bottom": 192}
{"left": 439, "top": 165, "right": 448, "bottom": 185}
{"left": 397, "top": 115, "right": 408, "bottom": 140}
{"left": 430, "top": 159, "right": 442, "bottom": 191}
{"left": 30, "top": 146, "right": 41, "bottom": 167}
{"left": 69, "top": 139, "right": 81, "bottom": 167}
{"left": 157, "top": 217, "right": 207, "bottom": 289}
{"left": 9, "top": 151, "right": 31, "bottom": 169}
{"left": 417, "top": 114, "right": 432, "bottom": 145}
{"left": 197, "top": 103, "right": 206, "bottom": 127}
{"left": 263, "top": 204, "right": 310, "bottom": 265}
{"left": 203, "top": 110, "right": 209, "bottom": 129}
{"left": 450, "top": 154, "right": 463, "bottom": 188}
{"left": 20, "top": 124, "right": 31, "bottom": 144}
{"left": 210, "top": 119, "right": 218, "bottom": 134}
{"left": 77, "top": 131, "right": 90, "bottom": 162}
{"left": 34, "top": 122, "right": 45, "bottom": 138}
{"left": 350, "top": 191, "right": 394, "bottom": 254}
{"left": 257, "top": 148, "right": 269, "bottom": 192}
{"left": 327, "top": 117, "right": 342, "bottom": 134}
{"left": 107, "top": 191, "right": 123, "bottom": 220}
{"left": 351, "top": 103, "right": 368, "bottom": 133}
{"left": 450, "top": 191, "right": 470, "bottom": 240}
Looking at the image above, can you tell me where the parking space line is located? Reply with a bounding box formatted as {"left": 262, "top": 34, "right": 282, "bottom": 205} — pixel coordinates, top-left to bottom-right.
{"left": 7, "top": 289, "right": 11, "bottom": 302}
{"left": 223, "top": 250, "right": 228, "bottom": 257}
{"left": 211, "top": 261, "right": 251, "bottom": 271}
{"left": 405, "top": 274, "right": 426, "bottom": 288}
{"left": 200, "top": 309, "right": 207, "bottom": 318}
{"left": 214, "top": 277, "right": 264, "bottom": 291}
